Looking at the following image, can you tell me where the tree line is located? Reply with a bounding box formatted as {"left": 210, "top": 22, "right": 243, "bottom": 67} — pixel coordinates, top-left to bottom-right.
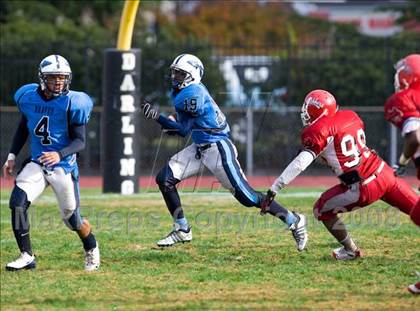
{"left": 1, "top": 0, "right": 419, "bottom": 107}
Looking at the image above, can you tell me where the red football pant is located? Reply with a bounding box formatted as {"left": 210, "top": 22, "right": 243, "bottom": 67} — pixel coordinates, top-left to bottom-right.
{"left": 410, "top": 199, "right": 420, "bottom": 226}
{"left": 314, "top": 164, "right": 419, "bottom": 221}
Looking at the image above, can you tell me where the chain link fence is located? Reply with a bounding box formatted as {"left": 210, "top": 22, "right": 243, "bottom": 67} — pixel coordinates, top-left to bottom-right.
{"left": 1, "top": 41, "right": 413, "bottom": 176}
{"left": 0, "top": 106, "right": 403, "bottom": 176}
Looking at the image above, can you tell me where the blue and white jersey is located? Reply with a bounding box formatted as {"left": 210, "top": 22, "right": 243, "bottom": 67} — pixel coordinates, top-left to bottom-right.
{"left": 171, "top": 83, "right": 230, "bottom": 144}
{"left": 14, "top": 83, "right": 93, "bottom": 173}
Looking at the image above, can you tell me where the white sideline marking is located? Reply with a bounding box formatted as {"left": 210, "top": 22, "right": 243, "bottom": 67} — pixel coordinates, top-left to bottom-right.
{"left": 0, "top": 192, "right": 322, "bottom": 205}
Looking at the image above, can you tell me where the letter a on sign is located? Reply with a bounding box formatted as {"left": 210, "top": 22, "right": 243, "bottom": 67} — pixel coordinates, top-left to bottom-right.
{"left": 122, "top": 53, "right": 136, "bottom": 71}
{"left": 120, "top": 74, "right": 135, "bottom": 92}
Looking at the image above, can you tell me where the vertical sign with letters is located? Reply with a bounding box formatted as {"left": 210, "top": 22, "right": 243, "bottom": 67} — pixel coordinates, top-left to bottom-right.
{"left": 102, "top": 49, "right": 141, "bottom": 194}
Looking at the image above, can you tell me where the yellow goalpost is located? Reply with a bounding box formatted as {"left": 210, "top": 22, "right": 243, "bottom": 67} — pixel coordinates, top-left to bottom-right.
{"left": 117, "top": 0, "right": 141, "bottom": 51}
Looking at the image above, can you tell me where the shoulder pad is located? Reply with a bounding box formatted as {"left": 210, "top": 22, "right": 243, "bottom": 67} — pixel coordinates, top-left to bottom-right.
{"left": 14, "top": 83, "right": 38, "bottom": 105}
{"left": 68, "top": 91, "right": 94, "bottom": 125}
{"left": 181, "top": 84, "right": 205, "bottom": 99}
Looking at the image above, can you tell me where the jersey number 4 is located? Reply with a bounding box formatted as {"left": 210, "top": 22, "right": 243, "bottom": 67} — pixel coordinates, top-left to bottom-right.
{"left": 34, "top": 116, "right": 52, "bottom": 145}
{"left": 341, "top": 128, "right": 370, "bottom": 168}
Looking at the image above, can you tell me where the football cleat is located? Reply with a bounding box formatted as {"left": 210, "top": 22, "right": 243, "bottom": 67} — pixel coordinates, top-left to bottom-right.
{"left": 157, "top": 224, "right": 192, "bottom": 247}
{"left": 332, "top": 246, "right": 362, "bottom": 260}
{"left": 407, "top": 282, "right": 420, "bottom": 294}
{"left": 288, "top": 212, "right": 308, "bottom": 251}
{"left": 85, "top": 243, "right": 100, "bottom": 271}
{"left": 6, "top": 252, "right": 36, "bottom": 271}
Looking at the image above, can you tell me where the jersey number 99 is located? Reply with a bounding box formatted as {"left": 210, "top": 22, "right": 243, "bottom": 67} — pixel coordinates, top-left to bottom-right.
{"left": 341, "top": 128, "right": 370, "bottom": 168}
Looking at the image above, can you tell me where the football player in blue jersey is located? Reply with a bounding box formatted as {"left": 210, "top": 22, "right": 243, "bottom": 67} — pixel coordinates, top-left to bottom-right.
{"left": 2, "top": 55, "right": 100, "bottom": 271}
{"left": 141, "top": 54, "right": 308, "bottom": 250}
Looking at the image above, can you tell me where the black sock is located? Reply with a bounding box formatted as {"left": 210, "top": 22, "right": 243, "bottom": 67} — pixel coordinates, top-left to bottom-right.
{"left": 12, "top": 206, "right": 33, "bottom": 255}
{"left": 81, "top": 232, "right": 97, "bottom": 251}
{"left": 160, "top": 187, "right": 185, "bottom": 220}
{"left": 266, "top": 200, "right": 289, "bottom": 223}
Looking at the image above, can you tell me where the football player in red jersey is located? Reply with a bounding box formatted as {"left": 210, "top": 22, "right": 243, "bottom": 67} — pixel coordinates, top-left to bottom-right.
{"left": 261, "top": 89, "right": 419, "bottom": 260}
{"left": 384, "top": 54, "right": 420, "bottom": 181}
{"left": 383, "top": 54, "right": 420, "bottom": 294}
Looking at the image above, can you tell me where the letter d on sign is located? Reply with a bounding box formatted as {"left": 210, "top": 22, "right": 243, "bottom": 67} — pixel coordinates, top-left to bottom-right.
{"left": 122, "top": 53, "right": 136, "bottom": 71}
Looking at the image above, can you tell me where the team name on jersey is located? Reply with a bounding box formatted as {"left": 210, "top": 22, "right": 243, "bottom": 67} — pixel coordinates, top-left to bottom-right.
{"left": 34, "top": 105, "right": 54, "bottom": 115}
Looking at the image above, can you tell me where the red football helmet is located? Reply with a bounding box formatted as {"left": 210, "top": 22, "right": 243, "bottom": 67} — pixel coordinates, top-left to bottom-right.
{"left": 394, "top": 54, "right": 420, "bottom": 92}
{"left": 301, "top": 89, "right": 337, "bottom": 126}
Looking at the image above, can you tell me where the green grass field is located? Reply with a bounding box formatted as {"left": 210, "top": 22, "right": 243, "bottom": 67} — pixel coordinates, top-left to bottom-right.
{"left": 1, "top": 188, "right": 419, "bottom": 310}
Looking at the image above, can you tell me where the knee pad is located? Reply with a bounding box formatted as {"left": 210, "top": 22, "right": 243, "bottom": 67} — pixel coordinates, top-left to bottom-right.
{"left": 63, "top": 208, "right": 83, "bottom": 231}
{"left": 156, "top": 165, "right": 180, "bottom": 192}
{"left": 313, "top": 199, "right": 335, "bottom": 221}
{"left": 9, "top": 186, "right": 30, "bottom": 210}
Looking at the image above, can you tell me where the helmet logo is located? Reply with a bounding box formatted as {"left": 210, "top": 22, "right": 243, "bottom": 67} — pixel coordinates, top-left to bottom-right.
{"left": 187, "top": 60, "right": 203, "bottom": 77}
{"left": 187, "top": 60, "right": 200, "bottom": 68}
{"left": 306, "top": 96, "right": 322, "bottom": 108}
{"left": 40, "top": 60, "right": 52, "bottom": 68}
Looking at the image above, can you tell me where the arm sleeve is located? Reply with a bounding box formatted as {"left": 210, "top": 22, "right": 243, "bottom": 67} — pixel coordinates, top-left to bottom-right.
{"left": 270, "top": 150, "right": 315, "bottom": 192}
{"left": 9, "top": 115, "right": 29, "bottom": 156}
{"left": 156, "top": 115, "right": 192, "bottom": 137}
{"left": 58, "top": 124, "right": 86, "bottom": 159}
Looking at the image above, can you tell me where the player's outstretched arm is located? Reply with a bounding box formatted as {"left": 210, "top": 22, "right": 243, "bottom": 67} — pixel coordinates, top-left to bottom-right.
{"left": 271, "top": 150, "right": 315, "bottom": 193}
{"left": 261, "top": 150, "right": 315, "bottom": 211}
{"left": 140, "top": 100, "right": 191, "bottom": 137}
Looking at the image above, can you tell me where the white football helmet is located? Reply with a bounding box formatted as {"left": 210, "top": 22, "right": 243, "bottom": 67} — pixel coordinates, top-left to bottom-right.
{"left": 170, "top": 54, "right": 204, "bottom": 89}
{"left": 38, "top": 54, "right": 72, "bottom": 96}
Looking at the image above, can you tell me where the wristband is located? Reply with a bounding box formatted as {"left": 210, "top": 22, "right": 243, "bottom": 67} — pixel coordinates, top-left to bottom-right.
{"left": 270, "top": 182, "right": 284, "bottom": 193}
{"left": 7, "top": 153, "right": 16, "bottom": 161}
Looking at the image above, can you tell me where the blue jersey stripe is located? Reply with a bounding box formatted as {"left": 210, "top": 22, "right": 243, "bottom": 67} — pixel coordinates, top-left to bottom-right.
{"left": 222, "top": 139, "right": 260, "bottom": 204}
{"left": 217, "top": 140, "right": 259, "bottom": 205}
{"left": 216, "top": 141, "right": 236, "bottom": 190}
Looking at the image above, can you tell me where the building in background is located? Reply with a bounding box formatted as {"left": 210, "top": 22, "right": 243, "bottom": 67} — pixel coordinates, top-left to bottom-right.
{"left": 292, "top": 0, "right": 408, "bottom": 37}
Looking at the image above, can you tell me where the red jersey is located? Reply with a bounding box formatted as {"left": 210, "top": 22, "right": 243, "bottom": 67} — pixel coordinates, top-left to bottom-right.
{"left": 301, "top": 110, "right": 383, "bottom": 179}
{"left": 384, "top": 87, "right": 420, "bottom": 129}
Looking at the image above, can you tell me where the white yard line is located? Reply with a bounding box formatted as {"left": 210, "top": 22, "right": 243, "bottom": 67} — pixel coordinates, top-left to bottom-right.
{"left": 0, "top": 191, "right": 322, "bottom": 205}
